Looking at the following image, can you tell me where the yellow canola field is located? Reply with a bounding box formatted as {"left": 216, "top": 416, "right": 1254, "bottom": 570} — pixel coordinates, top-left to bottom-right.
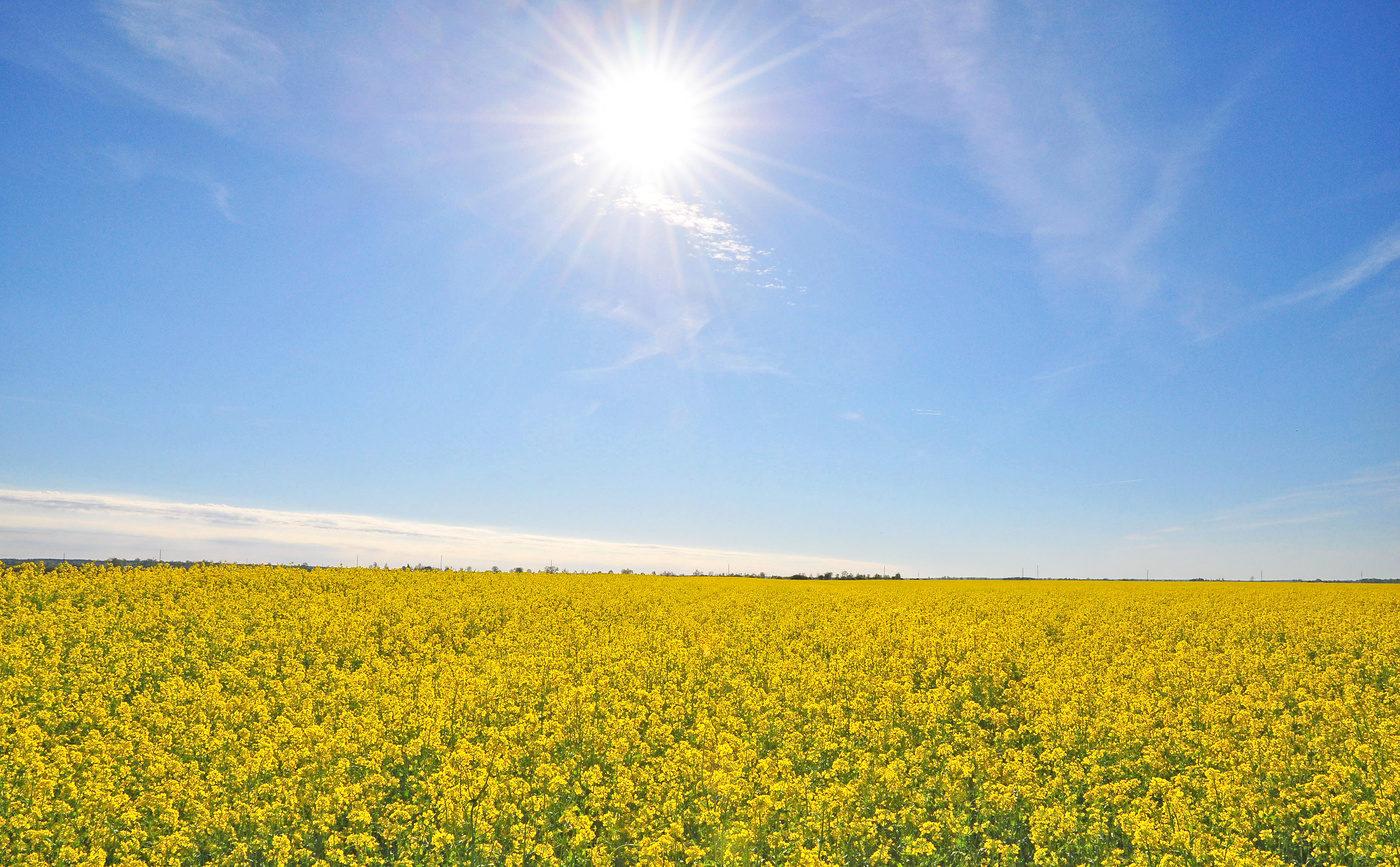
{"left": 2, "top": 564, "right": 1398, "bottom": 867}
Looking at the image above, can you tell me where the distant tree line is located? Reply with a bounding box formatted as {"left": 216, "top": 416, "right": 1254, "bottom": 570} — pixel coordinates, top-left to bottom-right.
{"left": 4, "top": 559, "right": 1392, "bottom": 582}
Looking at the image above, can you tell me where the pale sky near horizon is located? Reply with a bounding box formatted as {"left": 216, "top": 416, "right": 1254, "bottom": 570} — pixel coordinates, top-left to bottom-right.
{"left": 1, "top": 0, "right": 1397, "bottom": 579}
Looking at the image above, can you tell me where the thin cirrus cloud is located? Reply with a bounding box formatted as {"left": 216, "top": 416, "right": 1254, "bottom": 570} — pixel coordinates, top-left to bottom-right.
{"left": 1258, "top": 221, "right": 1400, "bottom": 312}
{"left": 606, "top": 186, "right": 761, "bottom": 270}
{"left": 1032, "top": 360, "right": 1100, "bottom": 382}
{"left": 1102, "top": 465, "right": 1400, "bottom": 579}
{"left": 98, "top": 142, "right": 238, "bottom": 222}
{"left": 804, "top": 0, "right": 1241, "bottom": 307}
{"left": 572, "top": 187, "right": 783, "bottom": 373}
{"left": 101, "top": 0, "right": 285, "bottom": 94}
{"left": 0, "top": 488, "right": 885, "bottom": 575}
{"left": 1149, "top": 463, "right": 1400, "bottom": 537}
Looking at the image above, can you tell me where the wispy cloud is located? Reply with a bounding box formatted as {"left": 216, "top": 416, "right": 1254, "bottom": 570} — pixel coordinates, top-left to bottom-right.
{"left": 573, "top": 185, "right": 784, "bottom": 373}
{"left": 1145, "top": 462, "right": 1400, "bottom": 538}
{"left": 575, "top": 300, "right": 713, "bottom": 371}
{"left": 806, "top": 0, "right": 1241, "bottom": 306}
{"left": 1228, "top": 511, "right": 1356, "bottom": 531}
{"left": 1095, "top": 464, "right": 1400, "bottom": 579}
{"left": 1260, "top": 221, "right": 1400, "bottom": 311}
{"left": 606, "top": 186, "right": 762, "bottom": 269}
{"left": 0, "top": 488, "right": 883, "bottom": 575}
{"left": 1032, "top": 360, "right": 1099, "bottom": 382}
{"left": 684, "top": 349, "right": 787, "bottom": 376}
{"left": 98, "top": 142, "right": 238, "bottom": 221}
{"left": 102, "top": 0, "right": 284, "bottom": 94}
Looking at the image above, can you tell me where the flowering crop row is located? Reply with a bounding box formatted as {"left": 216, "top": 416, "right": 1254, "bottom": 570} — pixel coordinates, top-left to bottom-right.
{"left": 1, "top": 563, "right": 1397, "bottom": 866}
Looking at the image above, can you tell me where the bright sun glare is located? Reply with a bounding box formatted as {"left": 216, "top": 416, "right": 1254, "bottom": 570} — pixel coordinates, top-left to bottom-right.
{"left": 590, "top": 73, "right": 701, "bottom": 174}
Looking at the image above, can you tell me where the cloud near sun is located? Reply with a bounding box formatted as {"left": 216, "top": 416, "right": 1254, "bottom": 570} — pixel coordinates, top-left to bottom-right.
{"left": 605, "top": 186, "right": 759, "bottom": 268}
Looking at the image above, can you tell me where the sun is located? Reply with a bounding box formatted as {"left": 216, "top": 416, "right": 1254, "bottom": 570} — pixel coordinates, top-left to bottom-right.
{"left": 588, "top": 71, "right": 702, "bottom": 175}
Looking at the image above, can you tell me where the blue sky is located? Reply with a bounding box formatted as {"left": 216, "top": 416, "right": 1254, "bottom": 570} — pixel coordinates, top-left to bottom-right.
{"left": 1, "top": 0, "right": 1397, "bottom": 578}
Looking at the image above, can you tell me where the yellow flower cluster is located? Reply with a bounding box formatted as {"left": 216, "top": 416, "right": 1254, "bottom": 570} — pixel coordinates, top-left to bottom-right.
{"left": 2, "top": 563, "right": 1397, "bottom": 866}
